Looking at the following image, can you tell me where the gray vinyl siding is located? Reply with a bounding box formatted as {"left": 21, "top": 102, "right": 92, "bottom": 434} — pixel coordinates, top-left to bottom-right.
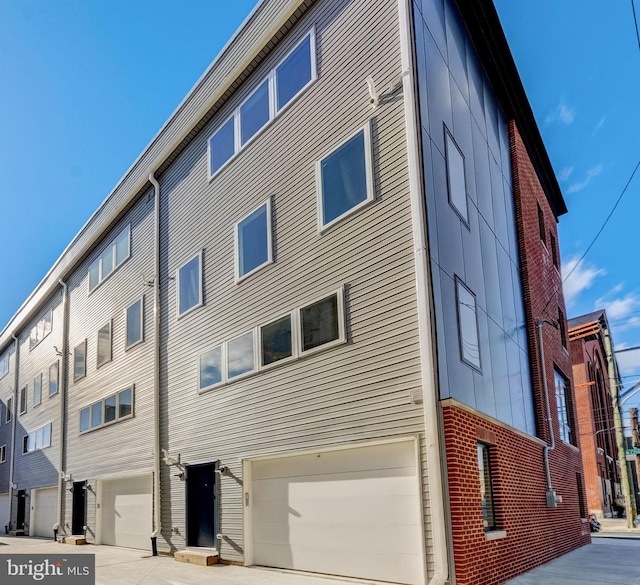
{"left": 414, "top": 0, "right": 535, "bottom": 434}
{"left": 63, "top": 193, "right": 155, "bottom": 542}
{"left": 157, "top": 0, "right": 431, "bottom": 570}
{"left": 0, "top": 346, "right": 16, "bottom": 494}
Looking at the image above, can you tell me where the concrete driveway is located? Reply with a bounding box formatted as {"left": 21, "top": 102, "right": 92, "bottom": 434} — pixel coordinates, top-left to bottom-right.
{"left": 0, "top": 535, "right": 380, "bottom": 585}
{"left": 505, "top": 537, "right": 640, "bottom": 585}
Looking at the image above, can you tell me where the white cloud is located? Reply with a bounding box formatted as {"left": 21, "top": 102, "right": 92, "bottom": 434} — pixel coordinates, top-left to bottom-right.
{"left": 596, "top": 292, "right": 640, "bottom": 320}
{"left": 616, "top": 346, "right": 640, "bottom": 378}
{"left": 566, "top": 164, "right": 603, "bottom": 194}
{"left": 558, "top": 166, "right": 574, "bottom": 182}
{"left": 546, "top": 102, "right": 575, "bottom": 125}
{"left": 561, "top": 257, "right": 605, "bottom": 307}
{"left": 593, "top": 116, "right": 606, "bottom": 135}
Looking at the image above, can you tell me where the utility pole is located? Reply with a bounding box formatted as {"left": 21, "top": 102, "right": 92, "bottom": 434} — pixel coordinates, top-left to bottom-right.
{"left": 631, "top": 407, "right": 640, "bottom": 513}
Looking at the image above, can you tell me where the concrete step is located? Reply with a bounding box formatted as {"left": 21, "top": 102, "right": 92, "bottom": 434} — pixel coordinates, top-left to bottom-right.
{"left": 8, "top": 530, "right": 25, "bottom": 536}
{"left": 174, "top": 549, "right": 219, "bottom": 566}
{"left": 64, "top": 536, "right": 86, "bottom": 545}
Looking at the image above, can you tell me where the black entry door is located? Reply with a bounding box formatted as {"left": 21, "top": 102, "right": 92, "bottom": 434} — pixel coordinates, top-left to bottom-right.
{"left": 16, "top": 490, "right": 26, "bottom": 530}
{"left": 72, "top": 481, "right": 86, "bottom": 535}
{"left": 186, "top": 463, "right": 217, "bottom": 547}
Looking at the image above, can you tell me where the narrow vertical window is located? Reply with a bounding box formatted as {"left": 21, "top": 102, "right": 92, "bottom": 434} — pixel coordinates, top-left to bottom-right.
{"left": 19, "top": 386, "right": 27, "bottom": 415}
{"left": 235, "top": 200, "right": 272, "bottom": 281}
{"left": 177, "top": 253, "right": 203, "bottom": 317}
{"left": 558, "top": 308, "right": 567, "bottom": 349}
{"left": 555, "top": 369, "right": 575, "bottom": 445}
{"left": 97, "top": 321, "right": 112, "bottom": 367}
{"left": 227, "top": 331, "right": 255, "bottom": 379}
{"left": 199, "top": 346, "right": 223, "bottom": 391}
{"left": 0, "top": 445, "right": 6, "bottom": 463}
{"left": 550, "top": 232, "right": 559, "bottom": 267}
{"left": 33, "top": 374, "right": 42, "bottom": 407}
{"left": 209, "top": 116, "right": 236, "bottom": 176}
{"left": 126, "top": 298, "right": 144, "bottom": 348}
{"left": 80, "top": 408, "right": 90, "bottom": 433}
{"left": 317, "top": 123, "right": 374, "bottom": 229}
{"left": 445, "top": 129, "right": 468, "bottom": 223}
{"left": 91, "top": 402, "right": 103, "bottom": 429}
{"left": 456, "top": 278, "right": 481, "bottom": 370}
{"left": 576, "top": 472, "right": 587, "bottom": 518}
{"left": 240, "top": 79, "right": 271, "bottom": 146}
{"left": 275, "top": 32, "right": 314, "bottom": 111}
{"left": 74, "top": 340, "right": 87, "bottom": 382}
{"left": 6, "top": 397, "right": 12, "bottom": 423}
{"left": 119, "top": 388, "right": 133, "bottom": 418}
{"left": 537, "top": 202, "right": 546, "bottom": 245}
{"left": 0, "top": 353, "right": 9, "bottom": 380}
{"left": 477, "top": 443, "right": 497, "bottom": 531}
{"left": 49, "top": 361, "right": 59, "bottom": 397}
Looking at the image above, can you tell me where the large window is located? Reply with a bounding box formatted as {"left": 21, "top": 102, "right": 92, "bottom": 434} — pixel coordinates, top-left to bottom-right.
{"left": 0, "top": 353, "right": 8, "bottom": 380}
{"left": 79, "top": 387, "right": 134, "bottom": 434}
{"left": 208, "top": 28, "right": 316, "bottom": 179}
{"left": 74, "top": 340, "right": 87, "bottom": 382}
{"left": 49, "top": 361, "right": 59, "bottom": 397}
{"left": 235, "top": 200, "right": 272, "bottom": 281}
{"left": 97, "top": 321, "right": 112, "bottom": 367}
{"left": 555, "top": 369, "right": 576, "bottom": 445}
{"left": 126, "top": 298, "right": 144, "bottom": 348}
{"left": 445, "top": 129, "right": 468, "bottom": 223}
{"left": 30, "top": 308, "right": 52, "bottom": 350}
{"left": 177, "top": 253, "right": 203, "bottom": 317}
{"left": 317, "top": 122, "right": 374, "bottom": 229}
{"left": 456, "top": 278, "right": 481, "bottom": 370}
{"left": 23, "top": 423, "right": 52, "bottom": 454}
{"left": 33, "top": 374, "right": 42, "bottom": 407}
{"left": 477, "top": 443, "right": 497, "bottom": 531}
{"left": 88, "top": 225, "right": 131, "bottom": 293}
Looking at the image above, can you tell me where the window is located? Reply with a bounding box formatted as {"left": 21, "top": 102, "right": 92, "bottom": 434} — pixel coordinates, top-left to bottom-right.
{"left": 445, "top": 129, "right": 468, "bottom": 223}
{"left": 300, "top": 289, "right": 345, "bottom": 354}
{"left": 199, "top": 346, "right": 223, "bottom": 391}
{"left": 33, "top": 374, "right": 42, "bottom": 407}
{"left": 6, "top": 397, "right": 12, "bottom": 423}
{"left": 235, "top": 200, "right": 272, "bottom": 281}
{"left": 19, "top": 386, "right": 27, "bottom": 415}
{"left": 79, "top": 387, "right": 134, "bottom": 434}
{"left": 317, "top": 122, "right": 374, "bottom": 229}
{"left": 558, "top": 308, "right": 567, "bottom": 349}
{"left": 49, "top": 361, "right": 59, "bottom": 397}
{"left": 576, "top": 472, "right": 587, "bottom": 518}
{"left": 0, "top": 445, "right": 5, "bottom": 463}
{"left": 97, "top": 321, "right": 112, "bottom": 367}
{"left": 550, "top": 232, "right": 559, "bottom": 268}
{"left": 275, "top": 32, "right": 315, "bottom": 111}
{"left": 126, "top": 298, "right": 144, "bottom": 348}
{"left": 0, "top": 352, "right": 8, "bottom": 380}
{"left": 555, "top": 369, "right": 575, "bottom": 445}
{"left": 260, "top": 314, "right": 293, "bottom": 367}
{"left": 29, "top": 308, "right": 52, "bottom": 350}
{"left": 74, "top": 340, "right": 87, "bottom": 382}
{"left": 477, "top": 443, "right": 497, "bottom": 531}
{"left": 88, "top": 225, "right": 131, "bottom": 292}
{"left": 227, "top": 331, "right": 255, "bottom": 379}
{"left": 537, "top": 202, "right": 546, "bottom": 245}
{"left": 23, "top": 423, "right": 52, "bottom": 454}
{"left": 177, "top": 253, "right": 202, "bottom": 317}
{"left": 456, "top": 278, "right": 481, "bottom": 370}
{"left": 208, "top": 28, "right": 316, "bottom": 180}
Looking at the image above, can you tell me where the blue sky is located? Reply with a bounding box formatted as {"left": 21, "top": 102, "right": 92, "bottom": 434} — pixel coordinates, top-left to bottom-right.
{"left": 1, "top": 1, "right": 639, "bottom": 392}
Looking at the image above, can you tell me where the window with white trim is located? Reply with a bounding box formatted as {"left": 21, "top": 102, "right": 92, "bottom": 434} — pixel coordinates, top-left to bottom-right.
{"left": 177, "top": 253, "right": 203, "bottom": 317}
{"left": 199, "top": 346, "right": 223, "bottom": 391}
{"left": 23, "top": 423, "right": 52, "bottom": 454}
{"left": 555, "top": 369, "right": 576, "bottom": 445}
{"left": 19, "top": 386, "right": 27, "bottom": 415}
{"left": 88, "top": 224, "right": 131, "bottom": 292}
{"left": 49, "top": 361, "right": 59, "bottom": 397}
{"left": 208, "top": 28, "right": 316, "bottom": 179}
{"left": 33, "top": 373, "right": 42, "bottom": 407}
{"left": 29, "top": 308, "right": 52, "bottom": 350}
{"left": 97, "top": 320, "right": 112, "bottom": 367}
{"left": 6, "top": 397, "right": 12, "bottom": 423}
{"left": 0, "top": 352, "right": 8, "bottom": 380}
{"left": 227, "top": 331, "right": 255, "bottom": 380}
{"left": 79, "top": 387, "right": 134, "bottom": 434}
{"left": 316, "top": 122, "right": 374, "bottom": 229}
{"left": 74, "top": 340, "right": 87, "bottom": 382}
{"left": 235, "top": 200, "right": 272, "bottom": 281}
{"left": 0, "top": 445, "right": 5, "bottom": 463}
{"left": 260, "top": 314, "right": 293, "bottom": 367}
{"left": 456, "top": 278, "right": 481, "bottom": 371}
{"left": 445, "top": 128, "right": 468, "bottom": 223}
{"left": 478, "top": 443, "right": 497, "bottom": 531}
{"left": 299, "top": 289, "right": 345, "bottom": 353}
{"left": 126, "top": 298, "right": 144, "bottom": 348}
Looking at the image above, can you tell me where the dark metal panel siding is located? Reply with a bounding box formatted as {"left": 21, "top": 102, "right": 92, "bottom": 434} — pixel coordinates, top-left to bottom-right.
{"left": 0, "top": 345, "right": 16, "bottom": 493}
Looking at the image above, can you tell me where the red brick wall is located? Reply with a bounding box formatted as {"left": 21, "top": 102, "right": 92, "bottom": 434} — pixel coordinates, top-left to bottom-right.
{"left": 443, "top": 122, "right": 589, "bottom": 585}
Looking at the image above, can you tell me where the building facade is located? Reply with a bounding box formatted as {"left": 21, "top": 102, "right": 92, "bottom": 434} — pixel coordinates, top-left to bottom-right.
{"left": 0, "top": 1, "right": 588, "bottom": 584}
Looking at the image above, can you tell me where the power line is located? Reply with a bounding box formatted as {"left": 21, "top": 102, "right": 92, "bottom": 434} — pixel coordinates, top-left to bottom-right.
{"left": 632, "top": 0, "right": 640, "bottom": 52}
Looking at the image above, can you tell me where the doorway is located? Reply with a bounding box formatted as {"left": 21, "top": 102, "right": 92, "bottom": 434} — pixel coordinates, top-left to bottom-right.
{"left": 16, "top": 490, "right": 26, "bottom": 531}
{"left": 186, "top": 462, "right": 218, "bottom": 548}
{"left": 72, "top": 481, "right": 86, "bottom": 535}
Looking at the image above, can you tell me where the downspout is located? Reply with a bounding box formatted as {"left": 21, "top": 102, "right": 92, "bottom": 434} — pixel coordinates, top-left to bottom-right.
{"left": 537, "top": 319, "right": 559, "bottom": 507}
{"left": 148, "top": 172, "right": 162, "bottom": 555}
{"left": 55, "top": 279, "right": 69, "bottom": 541}
{"left": 9, "top": 334, "right": 19, "bottom": 532}
{"left": 398, "top": 0, "right": 448, "bottom": 583}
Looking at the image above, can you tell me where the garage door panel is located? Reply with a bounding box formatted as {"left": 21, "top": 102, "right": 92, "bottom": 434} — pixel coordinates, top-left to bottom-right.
{"left": 33, "top": 488, "right": 58, "bottom": 538}
{"left": 253, "top": 468, "right": 418, "bottom": 501}
{"left": 101, "top": 476, "right": 151, "bottom": 550}
{"left": 251, "top": 440, "right": 424, "bottom": 585}
{"left": 252, "top": 441, "right": 418, "bottom": 480}
{"left": 254, "top": 543, "right": 423, "bottom": 585}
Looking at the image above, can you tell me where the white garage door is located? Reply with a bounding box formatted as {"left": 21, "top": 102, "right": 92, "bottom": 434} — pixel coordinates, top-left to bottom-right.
{"left": 0, "top": 494, "right": 9, "bottom": 530}
{"left": 32, "top": 487, "right": 58, "bottom": 538}
{"left": 101, "top": 475, "right": 152, "bottom": 550}
{"left": 251, "top": 440, "right": 424, "bottom": 585}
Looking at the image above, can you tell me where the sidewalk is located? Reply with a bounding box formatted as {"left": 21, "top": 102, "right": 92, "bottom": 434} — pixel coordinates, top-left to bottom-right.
{"left": 592, "top": 516, "right": 640, "bottom": 538}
